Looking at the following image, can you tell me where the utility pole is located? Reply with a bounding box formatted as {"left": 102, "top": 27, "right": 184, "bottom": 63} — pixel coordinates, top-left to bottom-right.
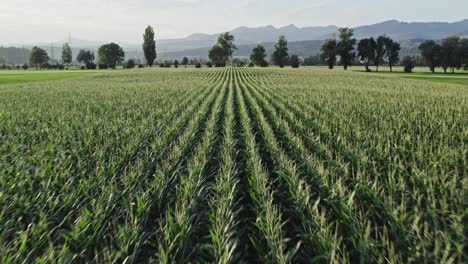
{"left": 22, "top": 45, "right": 26, "bottom": 64}
{"left": 51, "top": 42, "right": 54, "bottom": 61}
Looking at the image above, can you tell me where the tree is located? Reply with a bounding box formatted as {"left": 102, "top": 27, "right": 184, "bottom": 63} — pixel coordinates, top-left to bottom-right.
{"left": 290, "top": 55, "right": 300, "bottom": 68}
{"left": 29, "top": 47, "right": 49, "bottom": 70}
{"left": 320, "top": 39, "right": 337, "bottom": 69}
{"left": 217, "top": 32, "right": 237, "bottom": 60}
{"left": 303, "top": 55, "right": 321, "bottom": 66}
{"left": 385, "top": 38, "right": 401, "bottom": 72}
{"left": 126, "top": 59, "right": 135, "bottom": 69}
{"left": 250, "top": 45, "right": 268, "bottom": 66}
{"left": 174, "top": 59, "right": 179, "bottom": 68}
{"left": 357, "top": 37, "right": 377, "bottom": 72}
{"left": 209, "top": 44, "right": 228, "bottom": 67}
{"left": 143, "top": 26, "right": 157, "bottom": 67}
{"left": 98, "top": 43, "right": 125, "bottom": 69}
{"left": 374, "top": 35, "right": 387, "bottom": 72}
{"left": 460, "top": 38, "right": 468, "bottom": 70}
{"left": 272, "top": 35, "right": 289, "bottom": 67}
{"left": 337, "top": 28, "right": 356, "bottom": 70}
{"left": 419, "top": 40, "right": 441, "bottom": 73}
{"left": 208, "top": 32, "right": 237, "bottom": 67}
{"left": 164, "top": 61, "right": 172, "bottom": 68}
{"left": 61, "top": 43, "right": 72, "bottom": 69}
{"left": 182, "top": 57, "right": 189, "bottom": 67}
{"left": 402, "top": 56, "right": 415, "bottom": 73}
{"left": 440, "top": 36, "right": 461, "bottom": 73}
{"left": 77, "top": 50, "right": 95, "bottom": 69}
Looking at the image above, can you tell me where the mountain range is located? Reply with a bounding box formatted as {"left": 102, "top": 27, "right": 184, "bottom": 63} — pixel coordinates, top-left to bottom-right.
{"left": 156, "top": 19, "right": 468, "bottom": 54}
{"left": 1, "top": 19, "right": 467, "bottom": 63}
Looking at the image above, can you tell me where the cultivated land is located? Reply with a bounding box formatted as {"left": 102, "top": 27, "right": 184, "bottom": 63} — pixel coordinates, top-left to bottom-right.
{"left": 0, "top": 68, "right": 466, "bottom": 263}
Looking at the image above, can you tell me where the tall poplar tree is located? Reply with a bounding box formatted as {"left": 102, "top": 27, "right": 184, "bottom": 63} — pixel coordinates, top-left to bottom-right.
{"left": 143, "top": 26, "right": 157, "bottom": 67}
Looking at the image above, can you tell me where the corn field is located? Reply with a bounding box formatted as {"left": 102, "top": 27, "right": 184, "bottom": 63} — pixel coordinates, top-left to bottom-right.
{"left": 0, "top": 67, "right": 466, "bottom": 263}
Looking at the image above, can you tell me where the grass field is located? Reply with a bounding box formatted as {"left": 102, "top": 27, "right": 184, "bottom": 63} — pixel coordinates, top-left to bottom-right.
{"left": 0, "top": 70, "right": 105, "bottom": 85}
{"left": 0, "top": 67, "right": 466, "bottom": 263}
{"left": 351, "top": 66, "right": 468, "bottom": 86}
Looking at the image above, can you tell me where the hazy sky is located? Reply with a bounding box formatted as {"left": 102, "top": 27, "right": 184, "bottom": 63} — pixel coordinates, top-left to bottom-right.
{"left": 1, "top": 0, "right": 467, "bottom": 44}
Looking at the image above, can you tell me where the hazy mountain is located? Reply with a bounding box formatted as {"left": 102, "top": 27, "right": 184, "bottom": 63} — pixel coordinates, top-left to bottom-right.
{"left": 352, "top": 19, "right": 468, "bottom": 40}
{"left": 2, "top": 19, "right": 467, "bottom": 64}
{"left": 156, "top": 19, "right": 468, "bottom": 53}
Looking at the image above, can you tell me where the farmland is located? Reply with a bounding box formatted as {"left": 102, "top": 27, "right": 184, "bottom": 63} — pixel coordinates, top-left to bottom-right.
{"left": 0, "top": 67, "right": 466, "bottom": 263}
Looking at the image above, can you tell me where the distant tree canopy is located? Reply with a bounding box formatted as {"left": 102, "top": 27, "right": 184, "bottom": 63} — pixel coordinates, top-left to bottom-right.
{"left": 182, "top": 57, "right": 189, "bottom": 67}
{"left": 418, "top": 40, "right": 440, "bottom": 73}
{"left": 77, "top": 50, "right": 95, "bottom": 69}
{"left": 126, "top": 59, "right": 136, "bottom": 69}
{"left": 336, "top": 28, "right": 356, "bottom": 70}
{"left": 61, "top": 43, "right": 72, "bottom": 67}
{"left": 419, "top": 36, "right": 468, "bottom": 73}
{"left": 385, "top": 38, "right": 401, "bottom": 72}
{"left": 272, "top": 35, "right": 289, "bottom": 67}
{"left": 29, "top": 46, "right": 49, "bottom": 69}
{"left": 440, "top": 36, "right": 463, "bottom": 73}
{"left": 303, "top": 54, "right": 321, "bottom": 66}
{"left": 250, "top": 45, "right": 268, "bottom": 67}
{"left": 356, "top": 35, "right": 400, "bottom": 72}
{"left": 208, "top": 32, "right": 237, "bottom": 67}
{"left": 320, "top": 39, "right": 337, "bottom": 69}
{"left": 402, "top": 55, "right": 415, "bottom": 73}
{"left": 98, "top": 43, "right": 125, "bottom": 69}
{"left": 374, "top": 35, "right": 387, "bottom": 72}
{"left": 290, "top": 55, "right": 300, "bottom": 68}
{"left": 357, "top": 37, "right": 377, "bottom": 72}
{"left": 143, "top": 26, "right": 157, "bottom": 67}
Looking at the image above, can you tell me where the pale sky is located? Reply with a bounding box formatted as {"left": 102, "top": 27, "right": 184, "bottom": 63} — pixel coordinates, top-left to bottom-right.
{"left": 1, "top": 0, "right": 466, "bottom": 44}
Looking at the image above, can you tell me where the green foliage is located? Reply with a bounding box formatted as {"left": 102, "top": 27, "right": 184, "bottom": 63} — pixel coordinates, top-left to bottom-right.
{"left": 440, "top": 36, "right": 463, "bottom": 73}
{"left": 290, "top": 55, "right": 300, "bottom": 68}
{"left": 77, "top": 50, "right": 95, "bottom": 69}
{"left": 459, "top": 38, "right": 468, "bottom": 70}
{"left": 402, "top": 56, "right": 415, "bottom": 72}
{"left": 29, "top": 46, "right": 49, "bottom": 69}
{"left": 374, "top": 35, "right": 387, "bottom": 71}
{"left": 0, "top": 67, "right": 466, "bottom": 263}
{"left": 209, "top": 33, "right": 237, "bottom": 67}
{"left": 174, "top": 59, "right": 179, "bottom": 68}
{"left": 358, "top": 37, "right": 377, "bottom": 72}
{"left": 209, "top": 45, "right": 227, "bottom": 67}
{"left": 250, "top": 45, "right": 268, "bottom": 67}
{"left": 336, "top": 28, "right": 356, "bottom": 70}
{"left": 217, "top": 32, "right": 237, "bottom": 58}
{"left": 98, "top": 43, "right": 125, "bottom": 69}
{"left": 303, "top": 54, "right": 321, "bottom": 66}
{"left": 126, "top": 59, "right": 136, "bottom": 69}
{"left": 182, "top": 57, "right": 189, "bottom": 67}
{"left": 143, "top": 25, "right": 157, "bottom": 67}
{"left": 61, "top": 43, "right": 73, "bottom": 67}
{"left": 384, "top": 38, "right": 401, "bottom": 72}
{"left": 272, "top": 35, "right": 289, "bottom": 67}
{"left": 418, "top": 40, "right": 441, "bottom": 73}
{"left": 320, "top": 39, "right": 337, "bottom": 69}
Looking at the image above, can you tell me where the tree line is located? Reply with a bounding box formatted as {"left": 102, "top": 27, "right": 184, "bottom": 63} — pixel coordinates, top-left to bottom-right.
{"left": 319, "top": 28, "right": 402, "bottom": 72}
{"left": 11, "top": 24, "right": 468, "bottom": 72}
{"left": 419, "top": 37, "right": 468, "bottom": 73}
